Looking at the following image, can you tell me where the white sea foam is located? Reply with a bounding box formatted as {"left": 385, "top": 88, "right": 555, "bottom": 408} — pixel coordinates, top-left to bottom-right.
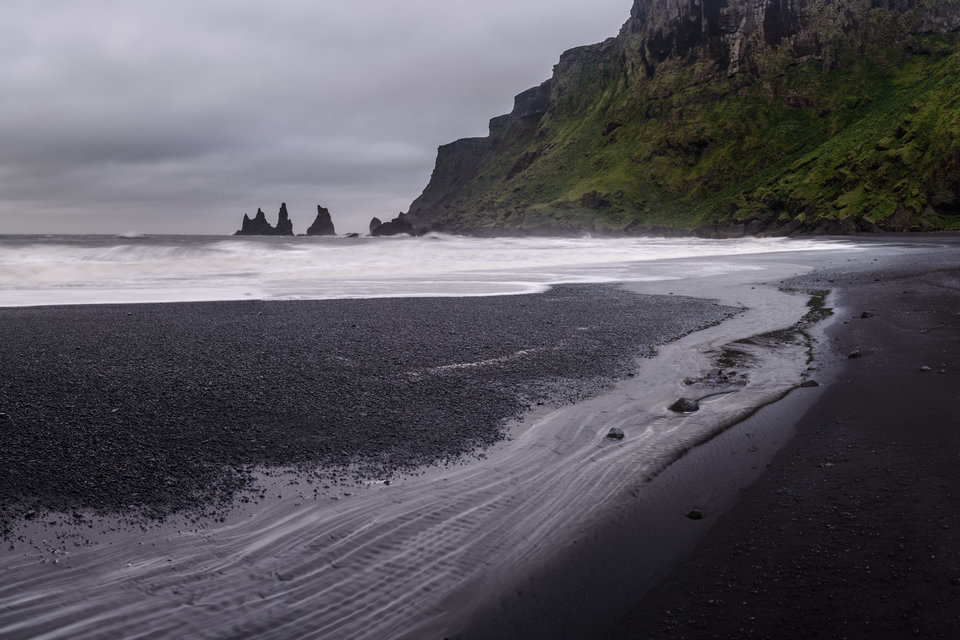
{"left": 0, "top": 233, "right": 859, "bottom": 307}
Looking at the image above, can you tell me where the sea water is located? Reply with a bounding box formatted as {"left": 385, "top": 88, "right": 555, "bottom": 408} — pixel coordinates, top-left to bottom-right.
{"left": 0, "top": 233, "right": 856, "bottom": 307}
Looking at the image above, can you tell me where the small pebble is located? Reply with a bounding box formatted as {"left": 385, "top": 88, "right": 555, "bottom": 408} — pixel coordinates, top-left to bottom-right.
{"left": 848, "top": 350, "right": 862, "bottom": 359}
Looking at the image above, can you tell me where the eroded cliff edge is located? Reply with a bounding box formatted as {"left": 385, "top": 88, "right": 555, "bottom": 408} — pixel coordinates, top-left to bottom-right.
{"left": 407, "top": 0, "right": 960, "bottom": 236}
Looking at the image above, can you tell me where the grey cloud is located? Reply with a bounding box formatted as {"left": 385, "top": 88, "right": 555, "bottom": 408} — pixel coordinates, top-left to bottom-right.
{"left": 0, "top": 0, "right": 630, "bottom": 234}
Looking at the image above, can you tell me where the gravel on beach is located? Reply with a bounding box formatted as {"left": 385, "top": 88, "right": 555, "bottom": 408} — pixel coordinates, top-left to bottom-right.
{"left": 0, "top": 284, "right": 735, "bottom": 533}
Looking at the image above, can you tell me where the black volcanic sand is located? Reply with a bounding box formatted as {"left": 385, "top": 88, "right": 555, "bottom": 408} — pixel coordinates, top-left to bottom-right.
{"left": 0, "top": 284, "right": 734, "bottom": 535}
{"left": 606, "top": 241, "right": 960, "bottom": 639}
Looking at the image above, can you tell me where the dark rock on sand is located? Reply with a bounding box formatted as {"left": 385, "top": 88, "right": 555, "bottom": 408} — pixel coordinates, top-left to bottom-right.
{"left": 686, "top": 509, "right": 705, "bottom": 520}
{"left": 800, "top": 380, "right": 820, "bottom": 388}
{"left": 860, "top": 311, "right": 874, "bottom": 319}
{"left": 669, "top": 398, "right": 700, "bottom": 413}
{"left": 306, "top": 206, "right": 336, "bottom": 236}
{"left": 606, "top": 428, "right": 625, "bottom": 440}
{"left": 346, "top": 233, "right": 360, "bottom": 238}
{"left": 848, "top": 349, "right": 863, "bottom": 359}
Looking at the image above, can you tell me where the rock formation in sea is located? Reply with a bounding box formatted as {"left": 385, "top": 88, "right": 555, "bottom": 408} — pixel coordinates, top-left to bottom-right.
{"left": 369, "top": 213, "right": 414, "bottom": 236}
{"left": 234, "top": 204, "right": 295, "bottom": 236}
{"left": 275, "top": 203, "right": 294, "bottom": 236}
{"left": 306, "top": 206, "right": 337, "bottom": 236}
{"left": 235, "top": 208, "right": 277, "bottom": 235}
{"left": 406, "top": 0, "right": 960, "bottom": 236}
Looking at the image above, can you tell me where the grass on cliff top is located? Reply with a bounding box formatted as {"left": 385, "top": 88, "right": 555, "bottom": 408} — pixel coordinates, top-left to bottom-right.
{"left": 436, "top": 31, "right": 960, "bottom": 232}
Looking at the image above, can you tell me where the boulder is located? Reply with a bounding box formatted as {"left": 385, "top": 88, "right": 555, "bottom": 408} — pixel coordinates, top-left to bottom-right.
{"left": 669, "top": 398, "right": 700, "bottom": 413}
{"left": 606, "top": 428, "right": 625, "bottom": 440}
{"left": 306, "top": 205, "right": 337, "bottom": 236}
{"left": 369, "top": 217, "right": 383, "bottom": 234}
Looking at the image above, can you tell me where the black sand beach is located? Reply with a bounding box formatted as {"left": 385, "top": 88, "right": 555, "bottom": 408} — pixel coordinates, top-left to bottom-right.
{"left": 0, "top": 285, "right": 732, "bottom": 535}
{"left": 2, "top": 237, "right": 958, "bottom": 640}
{"left": 606, "top": 239, "right": 960, "bottom": 638}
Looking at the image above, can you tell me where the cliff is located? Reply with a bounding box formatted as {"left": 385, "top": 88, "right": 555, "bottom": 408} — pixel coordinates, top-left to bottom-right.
{"left": 407, "top": 0, "right": 960, "bottom": 235}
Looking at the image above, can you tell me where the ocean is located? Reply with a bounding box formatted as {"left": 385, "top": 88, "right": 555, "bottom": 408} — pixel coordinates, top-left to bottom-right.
{"left": 0, "top": 233, "right": 857, "bottom": 306}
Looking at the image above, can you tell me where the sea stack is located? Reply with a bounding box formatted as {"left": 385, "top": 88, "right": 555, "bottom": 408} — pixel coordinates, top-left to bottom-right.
{"left": 235, "top": 208, "right": 276, "bottom": 235}
{"left": 275, "top": 203, "right": 294, "bottom": 236}
{"left": 306, "top": 206, "right": 337, "bottom": 236}
{"left": 234, "top": 204, "right": 295, "bottom": 236}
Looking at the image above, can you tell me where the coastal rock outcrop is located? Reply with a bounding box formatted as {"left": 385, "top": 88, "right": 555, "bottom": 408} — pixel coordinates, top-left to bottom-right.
{"left": 370, "top": 213, "right": 415, "bottom": 237}
{"left": 406, "top": 0, "right": 960, "bottom": 236}
{"left": 234, "top": 203, "right": 295, "bottom": 236}
{"left": 275, "top": 203, "right": 294, "bottom": 236}
{"left": 306, "top": 206, "right": 337, "bottom": 236}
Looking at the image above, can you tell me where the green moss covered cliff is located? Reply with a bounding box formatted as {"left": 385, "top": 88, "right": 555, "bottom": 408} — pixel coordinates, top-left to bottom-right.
{"left": 406, "top": 0, "right": 960, "bottom": 235}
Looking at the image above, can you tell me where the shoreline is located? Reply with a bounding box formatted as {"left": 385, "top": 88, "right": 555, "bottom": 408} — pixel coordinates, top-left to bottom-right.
{"left": 1, "top": 237, "right": 955, "bottom": 638}
{"left": 605, "top": 238, "right": 960, "bottom": 638}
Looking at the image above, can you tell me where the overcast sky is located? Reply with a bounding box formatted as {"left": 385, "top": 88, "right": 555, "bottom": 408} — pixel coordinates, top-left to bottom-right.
{"left": 0, "top": 0, "right": 631, "bottom": 235}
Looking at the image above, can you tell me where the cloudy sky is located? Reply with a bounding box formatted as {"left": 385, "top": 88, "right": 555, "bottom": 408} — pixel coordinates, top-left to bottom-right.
{"left": 1, "top": 0, "right": 631, "bottom": 235}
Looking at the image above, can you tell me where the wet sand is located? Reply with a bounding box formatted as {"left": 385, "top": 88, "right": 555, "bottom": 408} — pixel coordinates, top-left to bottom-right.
{"left": 606, "top": 237, "right": 960, "bottom": 639}
{"left": 0, "top": 285, "right": 731, "bottom": 531}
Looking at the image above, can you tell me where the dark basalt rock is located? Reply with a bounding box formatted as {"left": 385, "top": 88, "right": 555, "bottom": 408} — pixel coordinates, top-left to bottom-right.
{"left": 235, "top": 204, "right": 294, "bottom": 236}
{"left": 669, "top": 398, "right": 700, "bottom": 413}
{"left": 800, "top": 380, "right": 821, "bottom": 388}
{"left": 275, "top": 203, "right": 294, "bottom": 236}
{"left": 686, "top": 509, "right": 705, "bottom": 520}
{"left": 345, "top": 232, "right": 360, "bottom": 238}
{"left": 306, "top": 205, "right": 336, "bottom": 236}
{"left": 606, "top": 427, "right": 626, "bottom": 440}
{"left": 848, "top": 350, "right": 863, "bottom": 359}
{"left": 371, "top": 213, "right": 414, "bottom": 237}
{"left": 369, "top": 217, "right": 383, "bottom": 235}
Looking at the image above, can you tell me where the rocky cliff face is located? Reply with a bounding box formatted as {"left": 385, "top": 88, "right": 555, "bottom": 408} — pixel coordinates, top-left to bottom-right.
{"left": 407, "top": 0, "right": 960, "bottom": 235}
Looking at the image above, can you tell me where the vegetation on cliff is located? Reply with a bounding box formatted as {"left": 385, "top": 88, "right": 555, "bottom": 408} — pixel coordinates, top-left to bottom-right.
{"left": 407, "top": 0, "right": 960, "bottom": 235}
